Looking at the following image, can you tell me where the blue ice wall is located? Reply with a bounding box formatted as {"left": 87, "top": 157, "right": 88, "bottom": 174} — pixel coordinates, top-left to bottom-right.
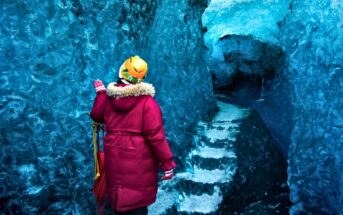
{"left": 202, "top": 0, "right": 343, "bottom": 213}
{"left": 201, "top": 0, "right": 292, "bottom": 155}
{"left": 2, "top": 0, "right": 342, "bottom": 213}
{"left": 280, "top": 1, "right": 343, "bottom": 214}
{"left": 0, "top": 0, "right": 215, "bottom": 213}
{"left": 202, "top": 0, "right": 290, "bottom": 49}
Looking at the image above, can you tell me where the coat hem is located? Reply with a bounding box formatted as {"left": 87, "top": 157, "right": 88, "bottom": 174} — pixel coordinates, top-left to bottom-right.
{"left": 113, "top": 197, "right": 156, "bottom": 213}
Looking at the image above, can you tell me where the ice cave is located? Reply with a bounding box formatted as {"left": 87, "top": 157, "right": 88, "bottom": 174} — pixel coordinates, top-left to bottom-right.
{"left": 1, "top": 0, "right": 342, "bottom": 214}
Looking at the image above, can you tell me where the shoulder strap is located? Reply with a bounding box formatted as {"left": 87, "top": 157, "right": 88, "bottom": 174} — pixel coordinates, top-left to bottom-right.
{"left": 92, "top": 122, "right": 101, "bottom": 180}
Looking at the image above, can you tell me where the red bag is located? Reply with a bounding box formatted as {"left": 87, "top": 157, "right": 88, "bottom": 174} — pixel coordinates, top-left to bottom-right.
{"left": 92, "top": 122, "right": 107, "bottom": 215}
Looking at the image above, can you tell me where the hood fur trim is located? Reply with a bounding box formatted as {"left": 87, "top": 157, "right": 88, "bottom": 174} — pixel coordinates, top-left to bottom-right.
{"left": 106, "top": 82, "right": 155, "bottom": 98}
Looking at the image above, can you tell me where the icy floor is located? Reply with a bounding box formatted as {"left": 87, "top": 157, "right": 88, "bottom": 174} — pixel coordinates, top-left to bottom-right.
{"left": 178, "top": 186, "right": 223, "bottom": 214}
{"left": 215, "top": 101, "right": 249, "bottom": 121}
{"left": 149, "top": 100, "right": 250, "bottom": 214}
{"left": 148, "top": 187, "right": 178, "bottom": 215}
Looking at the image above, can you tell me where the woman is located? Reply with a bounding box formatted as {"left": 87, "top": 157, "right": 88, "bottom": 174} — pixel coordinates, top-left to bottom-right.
{"left": 90, "top": 56, "right": 176, "bottom": 215}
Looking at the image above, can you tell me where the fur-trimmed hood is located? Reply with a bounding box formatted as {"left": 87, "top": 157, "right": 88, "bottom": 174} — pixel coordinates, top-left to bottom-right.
{"left": 106, "top": 82, "right": 155, "bottom": 112}
{"left": 106, "top": 82, "right": 155, "bottom": 98}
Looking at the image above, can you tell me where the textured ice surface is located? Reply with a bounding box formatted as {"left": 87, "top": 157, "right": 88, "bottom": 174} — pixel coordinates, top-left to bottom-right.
{"left": 18, "top": 164, "right": 36, "bottom": 179}
{"left": 279, "top": 0, "right": 343, "bottom": 214}
{"left": 208, "top": 0, "right": 343, "bottom": 213}
{"left": 176, "top": 101, "right": 243, "bottom": 185}
{"left": 201, "top": 1, "right": 292, "bottom": 156}
{"left": 149, "top": 99, "right": 288, "bottom": 214}
{"left": 201, "top": 1, "right": 290, "bottom": 156}
{"left": 0, "top": 0, "right": 215, "bottom": 213}
{"left": 201, "top": 0, "right": 288, "bottom": 90}
{"left": 201, "top": 1, "right": 343, "bottom": 213}
{"left": 202, "top": 0, "right": 290, "bottom": 47}
{"left": 178, "top": 186, "right": 223, "bottom": 213}
{"left": 0, "top": 0, "right": 300, "bottom": 214}
{"left": 149, "top": 100, "right": 244, "bottom": 214}
{"left": 26, "top": 186, "right": 44, "bottom": 195}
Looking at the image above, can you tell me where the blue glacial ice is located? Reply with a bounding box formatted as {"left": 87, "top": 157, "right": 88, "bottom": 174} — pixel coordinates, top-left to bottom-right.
{"left": 280, "top": 0, "right": 343, "bottom": 214}
{"left": 0, "top": 0, "right": 216, "bottom": 214}
{"left": 201, "top": 0, "right": 289, "bottom": 89}
{"left": 202, "top": 0, "right": 343, "bottom": 214}
{"left": 148, "top": 98, "right": 287, "bottom": 214}
{"left": 202, "top": 0, "right": 290, "bottom": 58}
{"left": 3, "top": 0, "right": 342, "bottom": 214}
{"left": 201, "top": 0, "right": 291, "bottom": 156}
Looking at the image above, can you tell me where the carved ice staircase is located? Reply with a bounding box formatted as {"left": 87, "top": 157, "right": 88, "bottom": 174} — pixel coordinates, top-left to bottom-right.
{"left": 148, "top": 100, "right": 249, "bottom": 214}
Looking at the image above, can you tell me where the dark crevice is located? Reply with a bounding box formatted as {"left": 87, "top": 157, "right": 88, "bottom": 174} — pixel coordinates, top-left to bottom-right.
{"left": 214, "top": 72, "right": 263, "bottom": 108}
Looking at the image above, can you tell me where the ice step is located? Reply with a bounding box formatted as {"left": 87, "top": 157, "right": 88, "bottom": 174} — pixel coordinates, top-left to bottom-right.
{"left": 177, "top": 166, "right": 236, "bottom": 184}
{"left": 148, "top": 188, "right": 178, "bottom": 215}
{"left": 190, "top": 146, "right": 236, "bottom": 159}
{"left": 197, "top": 125, "right": 240, "bottom": 143}
{"left": 198, "top": 138, "right": 235, "bottom": 148}
{"left": 189, "top": 155, "right": 236, "bottom": 170}
{"left": 148, "top": 101, "right": 249, "bottom": 215}
{"left": 175, "top": 179, "right": 217, "bottom": 196}
{"left": 197, "top": 121, "right": 240, "bottom": 131}
{"left": 186, "top": 146, "right": 236, "bottom": 170}
{"left": 214, "top": 101, "right": 249, "bottom": 121}
{"left": 177, "top": 186, "right": 223, "bottom": 214}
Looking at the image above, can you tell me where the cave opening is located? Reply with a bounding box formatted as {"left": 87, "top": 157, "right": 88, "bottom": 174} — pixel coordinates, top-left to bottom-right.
{"left": 206, "top": 39, "right": 291, "bottom": 213}
{"left": 206, "top": 31, "right": 294, "bottom": 152}
{"left": 207, "top": 34, "right": 284, "bottom": 109}
{"left": 211, "top": 63, "right": 280, "bottom": 108}
{"left": 214, "top": 71, "right": 264, "bottom": 107}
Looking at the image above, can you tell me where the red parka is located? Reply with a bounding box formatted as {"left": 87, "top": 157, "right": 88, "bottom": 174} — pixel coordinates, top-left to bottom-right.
{"left": 90, "top": 82, "right": 176, "bottom": 212}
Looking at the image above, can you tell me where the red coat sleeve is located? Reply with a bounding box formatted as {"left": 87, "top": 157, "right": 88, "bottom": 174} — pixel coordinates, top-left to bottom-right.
{"left": 143, "top": 96, "right": 176, "bottom": 170}
{"left": 90, "top": 91, "right": 107, "bottom": 123}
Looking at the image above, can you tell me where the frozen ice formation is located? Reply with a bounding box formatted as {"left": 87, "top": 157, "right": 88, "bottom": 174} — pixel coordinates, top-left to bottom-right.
{"left": 2, "top": 0, "right": 342, "bottom": 214}
{"left": 202, "top": 0, "right": 290, "bottom": 55}
{"left": 202, "top": 0, "right": 343, "bottom": 214}
{"left": 0, "top": 0, "right": 216, "bottom": 214}
{"left": 202, "top": 0, "right": 290, "bottom": 45}
{"left": 148, "top": 98, "right": 288, "bottom": 214}
{"left": 280, "top": 0, "right": 343, "bottom": 214}
{"left": 201, "top": 0, "right": 290, "bottom": 156}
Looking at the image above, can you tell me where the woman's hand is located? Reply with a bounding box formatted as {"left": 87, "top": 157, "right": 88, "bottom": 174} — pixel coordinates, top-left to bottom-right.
{"left": 162, "top": 169, "right": 174, "bottom": 180}
{"left": 160, "top": 159, "right": 176, "bottom": 180}
{"left": 94, "top": 79, "right": 106, "bottom": 93}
